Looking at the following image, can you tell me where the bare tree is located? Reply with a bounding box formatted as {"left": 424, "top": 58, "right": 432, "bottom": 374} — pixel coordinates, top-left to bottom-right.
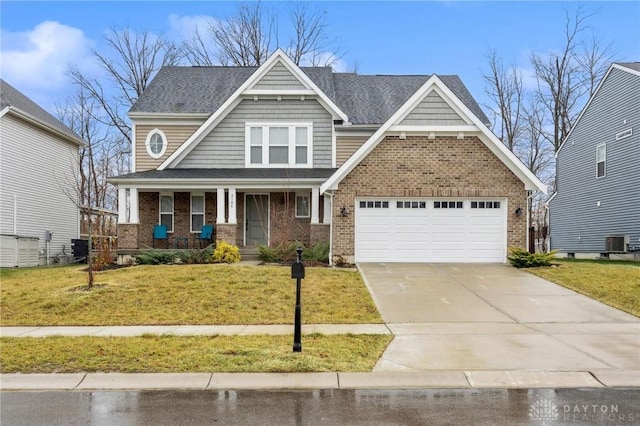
{"left": 483, "top": 50, "right": 524, "bottom": 151}
{"left": 181, "top": 2, "right": 344, "bottom": 67}
{"left": 519, "top": 101, "right": 554, "bottom": 178}
{"left": 529, "top": 7, "right": 612, "bottom": 152}
{"left": 68, "top": 27, "right": 181, "bottom": 145}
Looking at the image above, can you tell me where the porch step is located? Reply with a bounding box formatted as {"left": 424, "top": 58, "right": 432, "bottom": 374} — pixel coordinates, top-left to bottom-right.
{"left": 239, "top": 246, "right": 260, "bottom": 261}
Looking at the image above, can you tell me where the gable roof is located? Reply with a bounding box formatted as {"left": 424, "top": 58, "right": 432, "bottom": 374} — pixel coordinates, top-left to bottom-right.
{"left": 321, "top": 74, "right": 546, "bottom": 194}
{"left": 0, "top": 79, "right": 83, "bottom": 145}
{"left": 129, "top": 63, "right": 488, "bottom": 126}
{"left": 556, "top": 62, "right": 640, "bottom": 155}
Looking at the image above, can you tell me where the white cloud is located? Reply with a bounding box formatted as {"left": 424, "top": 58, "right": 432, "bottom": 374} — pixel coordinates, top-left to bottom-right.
{"left": 1, "top": 21, "right": 94, "bottom": 91}
{"left": 167, "top": 14, "right": 214, "bottom": 42}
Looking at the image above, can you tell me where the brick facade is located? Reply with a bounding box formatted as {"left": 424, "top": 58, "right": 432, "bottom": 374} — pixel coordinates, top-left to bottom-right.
{"left": 117, "top": 224, "right": 138, "bottom": 249}
{"left": 331, "top": 135, "right": 527, "bottom": 263}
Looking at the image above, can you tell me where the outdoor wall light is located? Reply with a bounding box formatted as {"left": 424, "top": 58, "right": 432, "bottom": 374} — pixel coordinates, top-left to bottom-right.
{"left": 340, "top": 206, "right": 349, "bottom": 217}
{"left": 514, "top": 207, "right": 523, "bottom": 216}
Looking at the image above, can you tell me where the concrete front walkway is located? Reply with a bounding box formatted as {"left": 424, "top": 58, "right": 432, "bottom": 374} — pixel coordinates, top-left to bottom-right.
{"left": 359, "top": 263, "right": 640, "bottom": 377}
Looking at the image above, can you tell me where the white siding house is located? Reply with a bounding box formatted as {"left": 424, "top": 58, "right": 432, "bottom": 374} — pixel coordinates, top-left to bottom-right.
{"left": 0, "top": 79, "right": 83, "bottom": 267}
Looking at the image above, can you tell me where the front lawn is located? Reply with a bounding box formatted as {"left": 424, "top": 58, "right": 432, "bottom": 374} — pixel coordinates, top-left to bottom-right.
{"left": 0, "top": 264, "right": 382, "bottom": 326}
{"left": 0, "top": 334, "right": 392, "bottom": 373}
{"left": 527, "top": 259, "right": 640, "bottom": 316}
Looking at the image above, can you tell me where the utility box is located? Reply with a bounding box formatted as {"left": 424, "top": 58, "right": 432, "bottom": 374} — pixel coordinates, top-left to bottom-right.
{"left": 605, "top": 235, "right": 628, "bottom": 253}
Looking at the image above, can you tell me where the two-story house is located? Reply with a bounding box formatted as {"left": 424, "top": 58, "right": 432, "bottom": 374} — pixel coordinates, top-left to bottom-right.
{"left": 549, "top": 62, "right": 640, "bottom": 259}
{"left": 111, "top": 50, "right": 545, "bottom": 264}
{"left": 0, "top": 79, "right": 83, "bottom": 267}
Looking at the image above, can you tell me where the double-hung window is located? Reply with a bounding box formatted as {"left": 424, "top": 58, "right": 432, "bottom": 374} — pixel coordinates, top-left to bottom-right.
{"left": 596, "top": 143, "right": 606, "bottom": 178}
{"left": 191, "top": 194, "right": 205, "bottom": 232}
{"left": 295, "top": 193, "right": 310, "bottom": 218}
{"left": 246, "top": 123, "right": 312, "bottom": 167}
{"left": 160, "top": 194, "right": 174, "bottom": 232}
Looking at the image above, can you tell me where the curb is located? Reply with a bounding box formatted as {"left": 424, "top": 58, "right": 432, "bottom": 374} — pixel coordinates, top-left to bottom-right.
{"left": 2, "top": 371, "right": 638, "bottom": 391}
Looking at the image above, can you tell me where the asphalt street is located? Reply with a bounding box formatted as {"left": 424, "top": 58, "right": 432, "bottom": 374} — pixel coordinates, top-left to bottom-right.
{"left": 2, "top": 388, "right": 639, "bottom": 425}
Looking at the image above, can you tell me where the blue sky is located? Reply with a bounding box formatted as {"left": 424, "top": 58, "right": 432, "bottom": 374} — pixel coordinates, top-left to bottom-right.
{"left": 1, "top": 1, "right": 639, "bottom": 113}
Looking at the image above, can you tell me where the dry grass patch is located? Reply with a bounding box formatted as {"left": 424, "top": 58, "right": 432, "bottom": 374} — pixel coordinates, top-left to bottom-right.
{"left": 0, "top": 334, "right": 391, "bottom": 373}
{"left": 527, "top": 259, "right": 640, "bottom": 316}
{"left": 0, "top": 265, "right": 381, "bottom": 326}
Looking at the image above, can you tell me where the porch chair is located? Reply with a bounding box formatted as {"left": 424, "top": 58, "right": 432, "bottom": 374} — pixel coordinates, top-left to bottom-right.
{"left": 194, "top": 224, "right": 214, "bottom": 248}
{"left": 153, "top": 224, "right": 168, "bottom": 249}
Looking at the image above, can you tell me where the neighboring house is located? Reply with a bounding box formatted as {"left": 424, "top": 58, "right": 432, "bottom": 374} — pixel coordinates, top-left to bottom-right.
{"left": 111, "top": 50, "right": 545, "bottom": 264}
{"left": 0, "top": 79, "right": 83, "bottom": 267}
{"left": 549, "top": 62, "right": 640, "bottom": 259}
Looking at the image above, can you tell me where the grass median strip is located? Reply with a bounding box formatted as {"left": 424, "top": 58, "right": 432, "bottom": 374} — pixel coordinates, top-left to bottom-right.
{"left": 0, "top": 334, "right": 392, "bottom": 373}
{"left": 527, "top": 259, "right": 640, "bottom": 317}
{"left": 0, "top": 265, "right": 382, "bottom": 326}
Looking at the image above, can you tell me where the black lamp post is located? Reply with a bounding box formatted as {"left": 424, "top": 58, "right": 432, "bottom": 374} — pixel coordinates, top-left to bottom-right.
{"left": 291, "top": 246, "right": 305, "bottom": 352}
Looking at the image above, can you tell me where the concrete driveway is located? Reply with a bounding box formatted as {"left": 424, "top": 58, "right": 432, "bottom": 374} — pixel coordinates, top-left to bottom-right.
{"left": 359, "top": 263, "right": 640, "bottom": 378}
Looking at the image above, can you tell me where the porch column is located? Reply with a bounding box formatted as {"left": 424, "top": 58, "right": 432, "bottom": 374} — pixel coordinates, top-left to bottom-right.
{"left": 311, "top": 187, "right": 320, "bottom": 224}
{"left": 216, "top": 188, "right": 226, "bottom": 224}
{"left": 323, "top": 194, "right": 332, "bottom": 224}
{"left": 118, "top": 187, "right": 128, "bottom": 223}
{"left": 228, "top": 188, "right": 237, "bottom": 224}
{"left": 129, "top": 188, "right": 139, "bottom": 223}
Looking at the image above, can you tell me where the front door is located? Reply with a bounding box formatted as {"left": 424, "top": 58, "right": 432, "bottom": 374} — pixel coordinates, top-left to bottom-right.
{"left": 246, "top": 194, "right": 269, "bottom": 246}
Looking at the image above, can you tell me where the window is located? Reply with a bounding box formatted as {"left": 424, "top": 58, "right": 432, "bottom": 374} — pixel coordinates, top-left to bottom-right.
{"left": 397, "top": 201, "right": 426, "bottom": 209}
{"left": 145, "top": 129, "right": 167, "bottom": 159}
{"left": 191, "top": 194, "right": 205, "bottom": 232}
{"left": 160, "top": 194, "right": 174, "bottom": 232}
{"left": 596, "top": 143, "right": 606, "bottom": 178}
{"left": 471, "top": 201, "right": 501, "bottom": 209}
{"left": 295, "top": 194, "right": 310, "bottom": 218}
{"left": 246, "top": 123, "right": 312, "bottom": 167}
{"left": 359, "top": 200, "right": 389, "bottom": 208}
{"left": 434, "top": 201, "right": 463, "bottom": 209}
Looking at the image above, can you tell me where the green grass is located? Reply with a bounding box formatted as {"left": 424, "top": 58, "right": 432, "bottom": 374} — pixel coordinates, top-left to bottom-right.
{"left": 0, "top": 264, "right": 382, "bottom": 326}
{"left": 527, "top": 259, "right": 640, "bottom": 316}
{"left": 0, "top": 334, "right": 392, "bottom": 373}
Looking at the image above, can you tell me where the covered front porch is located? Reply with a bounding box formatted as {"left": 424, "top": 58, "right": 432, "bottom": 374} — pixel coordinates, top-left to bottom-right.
{"left": 117, "top": 188, "right": 332, "bottom": 251}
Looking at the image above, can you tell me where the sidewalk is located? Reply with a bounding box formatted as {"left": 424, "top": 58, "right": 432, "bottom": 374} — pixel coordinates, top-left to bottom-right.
{"left": 1, "top": 324, "right": 638, "bottom": 390}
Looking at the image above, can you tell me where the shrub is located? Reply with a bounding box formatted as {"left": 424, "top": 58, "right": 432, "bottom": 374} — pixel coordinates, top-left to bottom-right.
{"left": 508, "top": 247, "right": 557, "bottom": 268}
{"left": 212, "top": 241, "right": 241, "bottom": 264}
{"left": 303, "top": 242, "right": 330, "bottom": 264}
{"left": 175, "top": 246, "right": 214, "bottom": 264}
{"left": 134, "top": 250, "right": 179, "bottom": 265}
{"left": 258, "top": 241, "right": 299, "bottom": 263}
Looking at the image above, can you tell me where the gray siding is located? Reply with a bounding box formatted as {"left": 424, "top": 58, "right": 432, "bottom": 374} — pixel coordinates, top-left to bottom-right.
{"left": 178, "top": 99, "right": 333, "bottom": 168}
{"left": 550, "top": 67, "right": 640, "bottom": 252}
{"left": 252, "top": 62, "right": 306, "bottom": 90}
{"left": 400, "top": 91, "right": 466, "bottom": 125}
{"left": 0, "top": 114, "right": 79, "bottom": 258}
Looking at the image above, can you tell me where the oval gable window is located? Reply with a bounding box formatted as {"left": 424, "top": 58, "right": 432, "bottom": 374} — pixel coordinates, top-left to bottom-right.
{"left": 145, "top": 129, "right": 167, "bottom": 159}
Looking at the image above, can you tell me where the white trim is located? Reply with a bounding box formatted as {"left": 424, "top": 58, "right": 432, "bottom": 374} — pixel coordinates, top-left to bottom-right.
{"left": 109, "top": 179, "right": 326, "bottom": 190}
{"left": 129, "top": 188, "right": 139, "bottom": 224}
{"left": 228, "top": 188, "right": 237, "bottom": 225}
{"left": 159, "top": 192, "right": 174, "bottom": 233}
{"left": 320, "top": 75, "right": 546, "bottom": 194}
{"left": 118, "top": 187, "right": 127, "bottom": 224}
{"left": 245, "top": 122, "right": 313, "bottom": 168}
{"left": 131, "top": 122, "right": 136, "bottom": 173}
{"left": 132, "top": 118, "right": 207, "bottom": 127}
{"left": 145, "top": 128, "right": 168, "bottom": 159}
{"left": 0, "top": 106, "right": 10, "bottom": 119}
{"left": 557, "top": 63, "right": 640, "bottom": 155}
{"left": 158, "top": 49, "right": 347, "bottom": 170}
{"left": 389, "top": 125, "right": 478, "bottom": 133}
{"left": 129, "top": 112, "right": 210, "bottom": 120}
{"left": 243, "top": 89, "right": 316, "bottom": 97}
{"left": 216, "top": 188, "right": 226, "bottom": 224}
{"left": 190, "top": 193, "right": 205, "bottom": 233}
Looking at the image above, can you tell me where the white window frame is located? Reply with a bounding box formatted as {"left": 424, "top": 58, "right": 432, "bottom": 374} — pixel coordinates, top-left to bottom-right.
{"left": 596, "top": 143, "right": 606, "bottom": 178}
{"left": 159, "top": 193, "right": 174, "bottom": 233}
{"left": 145, "top": 128, "right": 168, "bottom": 159}
{"left": 190, "top": 193, "right": 205, "bottom": 233}
{"left": 295, "top": 193, "right": 310, "bottom": 218}
{"left": 245, "top": 122, "right": 313, "bottom": 168}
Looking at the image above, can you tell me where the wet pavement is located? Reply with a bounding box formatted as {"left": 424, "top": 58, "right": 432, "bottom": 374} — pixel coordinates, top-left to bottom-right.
{"left": 2, "top": 388, "right": 639, "bottom": 425}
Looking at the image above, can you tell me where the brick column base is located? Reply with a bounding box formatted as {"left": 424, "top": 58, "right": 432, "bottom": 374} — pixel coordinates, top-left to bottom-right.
{"left": 216, "top": 224, "right": 238, "bottom": 246}
{"left": 117, "top": 224, "right": 139, "bottom": 249}
{"left": 310, "top": 223, "right": 330, "bottom": 246}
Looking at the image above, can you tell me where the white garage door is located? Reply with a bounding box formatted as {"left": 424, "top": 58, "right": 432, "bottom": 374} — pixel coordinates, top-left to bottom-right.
{"left": 355, "top": 199, "right": 506, "bottom": 263}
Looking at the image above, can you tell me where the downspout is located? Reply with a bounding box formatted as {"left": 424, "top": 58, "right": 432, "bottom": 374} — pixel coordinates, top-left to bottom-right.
{"left": 526, "top": 190, "right": 537, "bottom": 253}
